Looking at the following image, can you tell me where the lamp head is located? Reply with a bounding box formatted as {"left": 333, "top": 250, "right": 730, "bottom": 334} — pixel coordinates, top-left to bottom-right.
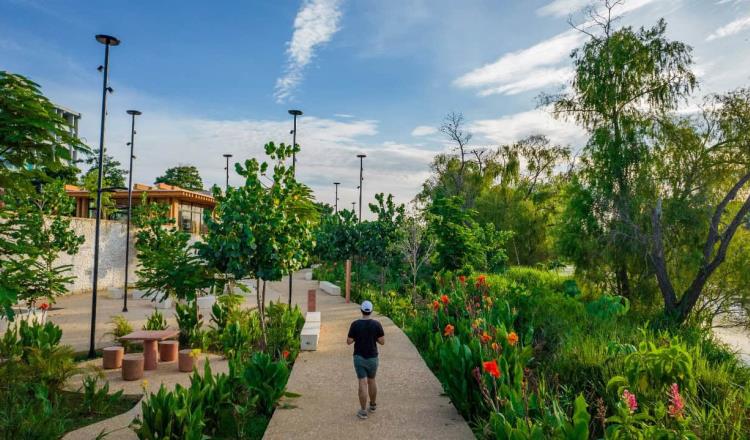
{"left": 95, "top": 34, "right": 120, "bottom": 46}
{"left": 288, "top": 109, "right": 303, "bottom": 116}
{"left": 357, "top": 153, "right": 367, "bottom": 158}
{"left": 223, "top": 154, "right": 233, "bottom": 158}
{"left": 334, "top": 182, "right": 340, "bottom": 185}
{"left": 126, "top": 110, "right": 142, "bottom": 116}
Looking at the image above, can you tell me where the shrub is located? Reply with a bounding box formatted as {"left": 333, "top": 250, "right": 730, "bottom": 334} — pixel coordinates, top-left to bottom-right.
{"left": 234, "top": 352, "right": 292, "bottom": 417}
{"left": 143, "top": 310, "right": 167, "bottom": 331}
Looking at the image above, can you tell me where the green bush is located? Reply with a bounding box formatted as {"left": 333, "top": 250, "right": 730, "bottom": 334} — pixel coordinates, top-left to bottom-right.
{"left": 143, "top": 310, "right": 167, "bottom": 331}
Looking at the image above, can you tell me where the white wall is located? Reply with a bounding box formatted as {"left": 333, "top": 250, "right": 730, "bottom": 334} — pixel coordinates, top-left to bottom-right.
{"left": 56, "top": 218, "right": 138, "bottom": 294}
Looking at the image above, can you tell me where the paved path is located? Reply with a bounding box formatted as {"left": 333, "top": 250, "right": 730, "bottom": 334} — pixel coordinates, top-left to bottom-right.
{"left": 263, "top": 272, "right": 473, "bottom": 440}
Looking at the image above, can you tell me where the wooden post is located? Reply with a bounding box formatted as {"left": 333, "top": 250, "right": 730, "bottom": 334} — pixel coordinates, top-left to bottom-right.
{"left": 307, "top": 289, "right": 316, "bottom": 312}
{"left": 346, "top": 260, "right": 352, "bottom": 303}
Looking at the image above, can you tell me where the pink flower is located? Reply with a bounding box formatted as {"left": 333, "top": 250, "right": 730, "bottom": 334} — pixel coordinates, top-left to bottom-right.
{"left": 622, "top": 389, "right": 638, "bottom": 414}
{"left": 668, "top": 383, "right": 685, "bottom": 419}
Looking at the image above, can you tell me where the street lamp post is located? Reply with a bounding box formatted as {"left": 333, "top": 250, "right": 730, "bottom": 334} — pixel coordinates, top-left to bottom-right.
{"left": 356, "top": 154, "right": 366, "bottom": 222}
{"left": 288, "top": 109, "right": 302, "bottom": 172}
{"left": 89, "top": 34, "right": 120, "bottom": 359}
{"left": 122, "top": 109, "right": 141, "bottom": 313}
{"left": 223, "top": 154, "right": 233, "bottom": 191}
{"left": 334, "top": 182, "right": 340, "bottom": 214}
{"left": 351, "top": 201, "right": 356, "bottom": 212}
{"left": 287, "top": 109, "right": 302, "bottom": 306}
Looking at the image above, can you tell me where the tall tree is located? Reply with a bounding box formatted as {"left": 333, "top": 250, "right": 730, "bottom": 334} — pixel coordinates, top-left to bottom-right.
{"left": 155, "top": 165, "right": 204, "bottom": 191}
{"left": 549, "top": 5, "right": 696, "bottom": 297}
{"left": 81, "top": 151, "right": 127, "bottom": 218}
{"left": 0, "top": 71, "right": 88, "bottom": 193}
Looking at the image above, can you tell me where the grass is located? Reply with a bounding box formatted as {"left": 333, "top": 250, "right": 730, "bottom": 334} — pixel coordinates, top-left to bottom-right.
{"left": 60, "top": 391, "right": 142, "bottom": 433}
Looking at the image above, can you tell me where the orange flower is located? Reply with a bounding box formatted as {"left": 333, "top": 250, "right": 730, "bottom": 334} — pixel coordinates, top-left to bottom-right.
{"left": 491, "top": 342, "right": 500, "bottom": 352}
{"left": 432, "top": 300, "right": 440, "bottom": 312}
{"left": 475, "top": 275, "right": 487, "bottom": 288}
{"left": 507, "top": 331, "right": 519, "bottom": 346}
{"left": 444, "top": 324, "right": 455, "bottom": 337}
{"left": 440, "top": 294, "right": 450, "bottom": 305}
{"left": 458, "top": 275, "right": 466, "bottom": 284}
{"left": 480, "top": 331, "right": 492, "bottom": 344}
{"left": 282, "top": 350, "right": 290, "bottom": 360}
{"left": 39, "top": 303, "right": 49, "bottom": 311}
{"left": 483, "top": 359, "right": 501, "bottom": 378}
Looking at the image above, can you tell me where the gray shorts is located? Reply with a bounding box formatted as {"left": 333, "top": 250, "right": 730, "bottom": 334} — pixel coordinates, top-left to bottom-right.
{"left": 353, "top": 355, "right": 379, "bottom": 379}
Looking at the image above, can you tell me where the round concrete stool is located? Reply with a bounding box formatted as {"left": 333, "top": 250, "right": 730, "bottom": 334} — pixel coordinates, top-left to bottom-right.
{"left": 158, "top": 340, "right": 179, "bottom": 362}
{"left": 122, "top": 354, "right": 145, "bottom": 381}
{"left": 178, "top": 349, "right": 194, "bottom": 372}
{"left": 102, "top": 346, "right": 124, "bottom": 369}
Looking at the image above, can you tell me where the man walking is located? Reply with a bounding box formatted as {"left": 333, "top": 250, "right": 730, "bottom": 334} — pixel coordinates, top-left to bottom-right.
{"left": 346, "top": 300, "right": 385, "bottom": 420}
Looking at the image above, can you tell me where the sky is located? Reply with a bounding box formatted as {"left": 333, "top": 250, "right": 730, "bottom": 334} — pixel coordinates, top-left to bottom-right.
{"left": 1, "top": 0, "right": 749, "bottom": 218}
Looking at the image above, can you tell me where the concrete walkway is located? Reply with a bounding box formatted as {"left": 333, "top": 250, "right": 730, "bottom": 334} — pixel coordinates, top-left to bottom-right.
{"left": 263, "top": 273, "right": 473, "bottom": 439}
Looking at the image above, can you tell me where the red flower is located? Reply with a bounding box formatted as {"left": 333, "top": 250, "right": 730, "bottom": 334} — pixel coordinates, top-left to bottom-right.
{"left": 458, "top": 275, "right": 466, "bottom": 284}
{"left": 432, "top": 300, "right": 440, "bottom": 312}
{"left": 282, "top": 350, "right": 290, "bottom": 360}
{"left": 475, "top": 275, "right": 487, "bottom": 288}
{"left": 480, "top": 331, "right": 492, "bottom": 344}
{"left": 39, "top": 303, "right": 49, "bottom": 311}
{"left": 482, "top": 360, "right": 501, "bottom": 378}
{"left": 440, "top": 294, "right": 450, "bottom": 305}
{"left": 443, "top": 324, "right": 455, "bottom": 337}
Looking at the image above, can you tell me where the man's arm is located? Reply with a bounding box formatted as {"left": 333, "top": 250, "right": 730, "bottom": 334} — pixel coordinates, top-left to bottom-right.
{"left": 347, "top": 322, "right": 355, "bottom": 345}
{"left": 376, "top": 322, "right": 385, "bottom": 345}
{"left": 377, "top": 336, "right": 385, "bottom": 345}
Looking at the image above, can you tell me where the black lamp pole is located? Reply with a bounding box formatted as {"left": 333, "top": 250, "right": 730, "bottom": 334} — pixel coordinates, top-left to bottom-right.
{"left": 352, "top": 201, "right": 356, "bottom": 212}
{"left": 122, "top": 109, "right": 141, "bottom": 313}
{"left": 357, "top": 154, "right": 366, "bottom": 222}
{"left": 89, "top": 34, "right": 120, "bottom": 359}
{"left": 334, "top": 182, "right": 340, "bottom": 214}
{"left": 223, "top": 154, "right": 233, "bottom": 191}
{"left": 287, "top": 109, "right": 302, "bottom": 306}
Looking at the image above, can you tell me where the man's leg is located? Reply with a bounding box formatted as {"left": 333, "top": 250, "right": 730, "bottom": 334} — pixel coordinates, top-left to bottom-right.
{"left": 367, "top": 377, "right": 377, "bottom": 408}
{"left": 358, "top": 378, "right": 369, "bottom": 410}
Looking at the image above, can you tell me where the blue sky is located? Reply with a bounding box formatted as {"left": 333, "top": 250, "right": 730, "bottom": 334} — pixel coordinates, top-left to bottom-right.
{"left": 1, "top": 0, "right": 749, "bottom": 215}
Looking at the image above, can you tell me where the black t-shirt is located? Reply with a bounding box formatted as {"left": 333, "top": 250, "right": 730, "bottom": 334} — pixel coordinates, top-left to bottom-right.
{"left": 347, "top": 318, "right": 384, "bottom": 359}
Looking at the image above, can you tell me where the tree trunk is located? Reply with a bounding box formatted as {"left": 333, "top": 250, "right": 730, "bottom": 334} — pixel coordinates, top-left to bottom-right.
{"left": 380, "top": 266, "right": 385, "bottom": 295}
{"left": 615, "top": 266, "right": 631, "bottom": 298}
{"left": 258, "top": 279, "right": 268, "bottom": 349}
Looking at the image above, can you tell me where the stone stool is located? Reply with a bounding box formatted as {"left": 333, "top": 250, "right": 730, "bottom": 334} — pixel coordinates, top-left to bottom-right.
{"left": 178, "top": 349, "right": 195, "bottom": 372}
{"left": 158, "top": 340, "right": 179, "bottom": 362}
{"left": 102, "top": 346, "right": 124, "bottom": 369}
{"left": 122, "top": 354, "right": 144, "bottom": 381}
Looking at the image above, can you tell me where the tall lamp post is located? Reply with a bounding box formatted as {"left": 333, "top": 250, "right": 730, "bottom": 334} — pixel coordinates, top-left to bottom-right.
{"left": 287, "top": 109, "right": 302, "bottom": 306}
{"left": 351, "top": 201, "right": 356, "bottom": 212}
{"left": 288, "top": 109, "right": 302, "bottom": 172}
{"left": 122, "top": 109, "right": 141, "bottom": 313}
{"left": 333, "top": 182, "right": 340, "bottom": 214}
{"left": 356, "top": 154, "right": 366, "bottom": 222}
{"left": 223, "top": 154, "right": 233, "bottom": 191}
{"left": 89, "top": 34, "right": 120, "bottom": 359}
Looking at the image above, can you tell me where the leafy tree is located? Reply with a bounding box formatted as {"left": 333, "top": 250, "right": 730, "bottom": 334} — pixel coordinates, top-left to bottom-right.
{"left": 198, "top": 142, "right": 316, "bottom": 344}
{"left": 313, "top": 209, "right": 360, "bottom": 263}
{"left": 549, "top": 11, "right": 696, "bottom": 297}
{"left": 427, "top": 195, "right": 487, "bottom": 273}
{"left": 648, "top": 90, "right": 750, "bottom": 322}
{"left": 81, "top": 151, "right": 128, "bottom": 218}
{"left": 0, "top": 181, "right": 84, "bottom": 316}
{"left": 133, "top": 194, "right": 209, "bottom": 302}
{"left": 155, "top": 165, "right": 204, "bottom": 191}
{"left": 0, "top": 71, "right": 88, "bottom": 193}
{"left": 361, "top": 193, "right": 405, "bottom": 293}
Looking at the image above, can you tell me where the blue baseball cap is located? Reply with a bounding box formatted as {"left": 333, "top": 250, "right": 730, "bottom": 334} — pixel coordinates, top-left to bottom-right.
{"left": 361, "top": 300, "right": 373, "bottom": 313}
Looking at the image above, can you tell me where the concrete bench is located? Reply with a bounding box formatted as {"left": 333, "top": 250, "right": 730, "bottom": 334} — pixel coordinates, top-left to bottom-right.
{"left": 300, "top": 311, "right": 321, "bottom": 351}
{"left": 319, "top": 281, "right": 341, "bottom": 296}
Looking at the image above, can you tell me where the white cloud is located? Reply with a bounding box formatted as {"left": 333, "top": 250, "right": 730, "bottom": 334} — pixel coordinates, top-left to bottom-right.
{"left": 274, "top": 0, "right": 343, "bottom": 102}
{"left": 706, "top": 15, "right": 750, "bottom": 41}
{"left": 470, "top": 107, "right": 587, "bottom": 148}
{"left": 411, "top": 125, "right": 437, "bottom": 136}
{"left": 454, "top": 30, "right": 585, "bottom": 96}
{"left": 537, "top": 0, "right": 592, "bottom": 17}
